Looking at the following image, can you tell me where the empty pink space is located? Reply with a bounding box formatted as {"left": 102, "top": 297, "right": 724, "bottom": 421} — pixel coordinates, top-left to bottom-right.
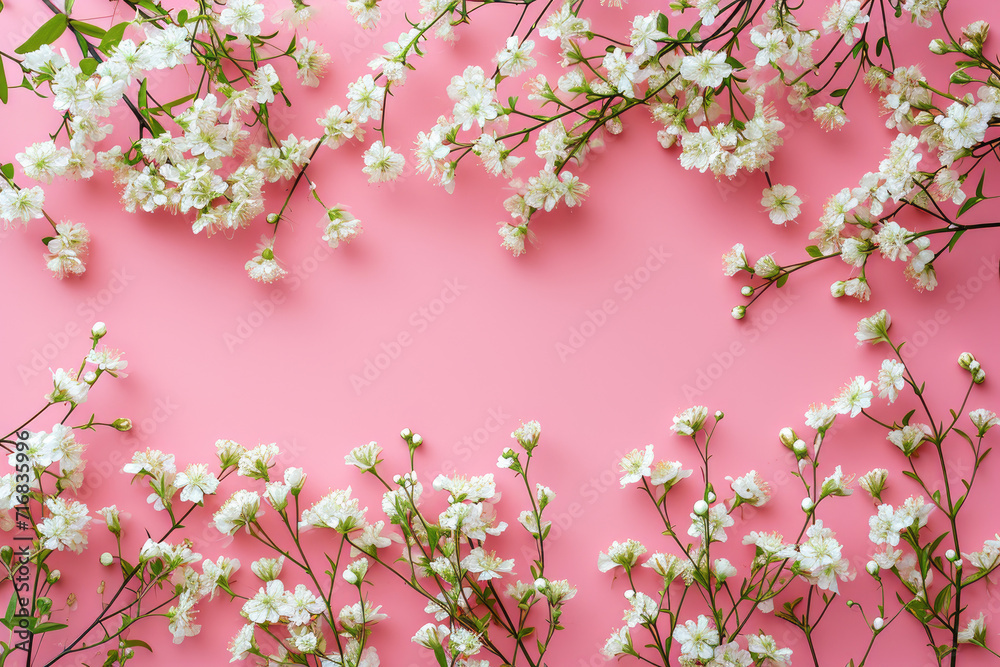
{"left": 2, "top": 0, "right": 1000, "bottom": 666}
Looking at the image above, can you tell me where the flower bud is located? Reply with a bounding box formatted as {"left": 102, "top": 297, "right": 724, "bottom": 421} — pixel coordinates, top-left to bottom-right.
{"left": 400, "top": 428, "right": 413, "bottom": 440}
{"left": 959, "top": 352, "right": 976, "bottom": 369}
{"left": 778, "top": 427, "right": 797, "bottom": 447}
{"left": 830, "top": 281, "right": 847, "bottom": 297}
{"left": 950, "top": 70, "right": 973, "bottom": 85}
{"left": 707, "top": 491, "right": 717, "bottom": 503}
{"left": 946, "top": 549, "right": 957, "bottom": 561}
{"left": 732, "top": 305, "right": 746, "bottom": 320}
{"left": 534, "top": 577, "right": 548, "bottom": 590}
{"left": 866, "top": 560, "right": 879, "bottom": 576}
{"left": 266, "top": 213, "right": 279, "bottom": 224}
{"left": 100, "top": 552, "right": 114, "bottom": 566}
{"left": 91, "top": 322, "right": 107, "bottom": 338}
{"left": 793, "top": 439, "right": 808, "bottom": 457}
{"left": 112, "top": 418, "right": 132, "bottom": 431}
{"left": 928, "top": 38, "right": 950, "bottom": 54}
{"left": 693, "top": 500, "right": 709, "bottom": 516}
{"left": 801, "top": 497, "right": 814, "bottom": 512}
{"left": 741, "top": 285, "right": 754, "bottom": 297}
{"left": 873, "top": 617, "right": 884, "bottom": 631}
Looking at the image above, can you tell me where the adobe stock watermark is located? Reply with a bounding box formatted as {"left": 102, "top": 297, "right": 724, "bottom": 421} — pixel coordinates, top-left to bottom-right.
{"left": 77, "top": 396, "right": 180, "bottom": 501}
{"left": 187, "top": 437, "right": 308, "bottom": 553}
{"left": 715, "top": 104, "right": 813, "bottom": 203}
{"left": 223, "top": 239, "right": 334, "bottom": 352}
{"left": 681, "top": 288, "right": 799, "bottom": 402}
{"left": 349, "top": 278, "right": 467, "bottom": 394}
{"left": 16, "top": 268, "right": 136, "bottom": 384}
{"left": 426, "top": 407, "right": 512, "bottom": 480}
{"left": 900, "top": 253, "right": 998, "bottom": 361}
{"left": 556, "top": 246, "right": 671, "bottom": 362}
{"left": 512, "top": 450, "right": 628, "bottom": 566}
{"left": 336, "top": 0, "right": 406, "bottom": 63}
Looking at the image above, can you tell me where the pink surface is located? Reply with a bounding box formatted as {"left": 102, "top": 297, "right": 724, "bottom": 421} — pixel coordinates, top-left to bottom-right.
{"left": 3, "top": 0, "right": 1000, "bottom": 665}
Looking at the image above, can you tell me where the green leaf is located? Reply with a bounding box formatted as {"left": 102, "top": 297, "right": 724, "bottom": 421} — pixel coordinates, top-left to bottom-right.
{"left": 805, "top": 245, "right": 823, "bottom": 258}
{"left": 432, "top": 644, "right": 449, "bottom": 667}
{"left": 902, "top": 408, "right": 916, "bottom": 425}
{"left": 122, "top": 639, "right": 153, "bottom": 653}
{"left": 0, "top": 56, "right": 7, "bottom": 104}
{"left": 1, "top": 594, "right": 16, "bottom": 630}
{"left": 957, "top": 171, "right": 987, "bottom": 217}
{"left": 31, "top": 621, "right": 69, "bottom": 634}
{"left": 15, "top": 14, "right": 69, "bottom": 54}
{"left": 177, "top": 9, "right": 188, "bottom": 24}
{"left": 656, "top": 12, "right": 669, "bottom": 35}
{"left": 1, "top": 163, "right": 12, "bottom": 180}
{"left": 830, "top": 88, "right": 848, "bottom": 97}
{"left": 69, "top": 20, "right": 106, "bottom": 39}
{"left": 79, "top": 57, "right": 98, "bottom": 76}
{"left": 776, "top": 273, "right": 789, "bottom": 288}
{"left": 98, "top": 22, "right": 129, "bottom": 55}
{"left": 725, "top": 55, "right": 745, "bottom": 71}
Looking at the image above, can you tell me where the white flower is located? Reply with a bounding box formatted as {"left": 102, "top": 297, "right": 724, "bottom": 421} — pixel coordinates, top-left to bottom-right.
{"left": 242, "top": 580, "right": 286, "bottom": 624}
{"left": 176, "top": 464, "right": 220, "bottom": 503}
{"left": 601, "top": 627, "right": 632, "bottom": 658}
{"left": 362, "top": 141, "right": 405, "bottom": 183}
{"left": 728, "top": 471, "right": 771, "bottom": 506}
{"left": 618, "top": 445, "right": 654, "bottom": 487}
{"left": 747, "top": 634, "right": 792, "bottom": 666}
{"left": 300, "top": 488, "right": 367, "bottom": 534}
{"left": 0, "top": 185, "right": 46, "bottom": 226}
{"left": 461, "top": 547, "right": 515, "bottom": 580}
{"left": 761, "top": 184, "right": 802, "bottom": 224}
{"left": 671, "top": 405, "right": 709, "bottom": 435}
{"left": 345, "top": 441, "right": 382, "bottom": 471}
{"left": 245, "top": 239, "right": 286, "bottom": 284}
{"left": 46, "top": 368, "right": 89, "bottom": 405}
{"left": 688, "top": 503, "right": 734, "bottom": 543}
{"left": 814, "top": 103, "right": 848, "bottom": 130}
{"left": 294, "top": 38, "right": 330, "bottom": 87}
{"left": 722, "top": 244, "right": 749, "bottom": 276}
{"left": 16, "top": 141, "right": 71, "bottom": 183}
{"left": 622, "top": 590, "right": 659, "bottom": 627}
{"left": 651, "top": 460, "right": 692, "bottom": 488}
{"left": 970, "top": 409, "right": 998, "bottom": 437}
{"left": 672, "top": 615, "right": 719, "bottom": 661}
{"left": 603, "top": 47, "right": 639, "bottom": 96}
{"left": 822, "top": 0, "right": 870, "bottom": 45}
{"left": 887, "top": 424, "right": 931, "bottom": 456}
{"left": 346, "top": 75, "right": 385, "bottom": 122}
{"left": 496, "top": 37, "right": 537, "bottom": 77}
{"left": 750, "top": 29, "right": 787, "bottom": 67}
{"left": 958, "top": 613, "right": 987, "bottom": 644}
{"left": 832, "top": 376, "right": 873, "bottom": 417}
{"left": 680, "top": 50, "right": 732, "bottom": 88}
{"left": 877, "top": 359, "right": 906, "bottom": 403}
{"left": 598, "top": 539, "right": 646, "bottom": 572}
{"left": 219, "top": 0, "right": 265, "bottom": 37}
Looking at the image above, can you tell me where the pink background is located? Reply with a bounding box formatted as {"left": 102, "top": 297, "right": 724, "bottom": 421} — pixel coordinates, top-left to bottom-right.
{"left": 3, "top": 0, "right": 1000, "bottom": 665}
